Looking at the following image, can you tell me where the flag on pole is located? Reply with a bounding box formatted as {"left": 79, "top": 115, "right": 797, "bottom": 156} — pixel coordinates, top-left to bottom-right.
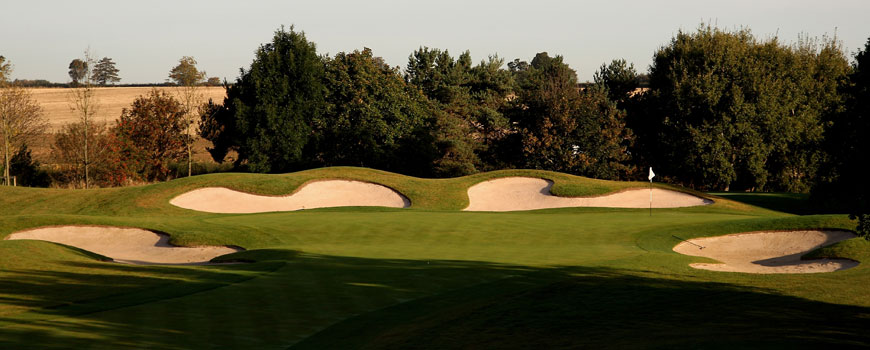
{"left": 648, "top": 167, "right": 655, "bottom": 181}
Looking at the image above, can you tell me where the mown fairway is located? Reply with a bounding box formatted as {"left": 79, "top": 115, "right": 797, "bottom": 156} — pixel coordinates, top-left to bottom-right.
{"left": 1, "top": 167, "right": 868, "bottom": 349}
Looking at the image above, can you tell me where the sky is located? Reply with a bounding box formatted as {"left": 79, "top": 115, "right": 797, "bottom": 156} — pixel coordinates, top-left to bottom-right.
{"left": 2, "top": 0, "right": 869, "bottom": 84}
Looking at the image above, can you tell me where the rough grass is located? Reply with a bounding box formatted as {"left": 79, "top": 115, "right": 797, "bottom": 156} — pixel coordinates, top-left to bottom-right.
{"left": 0, "top": 167, "right": 867, "bottom": 349}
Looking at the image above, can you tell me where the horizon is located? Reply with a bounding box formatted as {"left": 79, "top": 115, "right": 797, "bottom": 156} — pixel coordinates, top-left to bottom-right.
{"left": 2, "top": 0, "right": 869, "bottom": 84}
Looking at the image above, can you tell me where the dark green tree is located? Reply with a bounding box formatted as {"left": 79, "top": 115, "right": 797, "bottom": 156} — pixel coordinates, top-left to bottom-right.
{"left": 209, "top": 26, "right": 326, "bottom": 172}
{"left": 92, "top": 57, "right": 120, "bottom": 85}
{"left": 68, "top": 59, "right": 87, "bottom": 85}
{"left": 815, "top": 37, "right": 870, "bottom": 238}
{"left": 315, "top": 48, "right": 436, "bottom": 175}
{"left": 593, "top": 59, "right": 638, "bottom": 106}
{"left": 638, "top": 25, "right": 848, "bottom": 191}
{"left": 8, "top": 144, "right": 50, "bottom": 187}
{"left": 507, "top": 53, "right": 632, "bottom": 178}
{"left": 405, "top": 48, "right": 514, "bottom": 175}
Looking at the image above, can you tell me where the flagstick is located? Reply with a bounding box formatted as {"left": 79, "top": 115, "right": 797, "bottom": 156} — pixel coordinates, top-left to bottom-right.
{"left": 649, "top": 180, "right": 652, "bottom": 217}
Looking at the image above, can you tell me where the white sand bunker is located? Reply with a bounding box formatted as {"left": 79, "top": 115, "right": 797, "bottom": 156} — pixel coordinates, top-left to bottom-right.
{"left": 673, "top": 230, "right": 859, "bottom": 274}
{"left": 464, "top": 177, "right": 712, "bottom": 211}
{"left": 170, "top": 180, "right": 411, "bottom": 214}
{"left": 5, "top": 226, "right": 241, "bottom": 265}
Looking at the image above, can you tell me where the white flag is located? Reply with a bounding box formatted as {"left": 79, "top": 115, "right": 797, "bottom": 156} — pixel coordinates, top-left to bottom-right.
{"left": 648, "top": 167, "right": 655, "bottom": 181}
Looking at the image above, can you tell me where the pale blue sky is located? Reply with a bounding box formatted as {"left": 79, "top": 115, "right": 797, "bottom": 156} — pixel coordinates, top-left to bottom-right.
{"left": 2, "top": 0, "right": 869, "bottom": 83}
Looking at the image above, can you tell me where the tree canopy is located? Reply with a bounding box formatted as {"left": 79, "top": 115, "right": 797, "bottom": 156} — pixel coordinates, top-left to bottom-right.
{"left": 92, "top": 57, "right": 120, "bottom": 86}
{"left": 634, "top": 25, "right": 849, "bottom": 191}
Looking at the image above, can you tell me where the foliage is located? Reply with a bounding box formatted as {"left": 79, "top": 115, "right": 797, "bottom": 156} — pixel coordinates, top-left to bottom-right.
{"left": 211, "top": 26, "right": 326, "bottom": 173}
{"left": 405, "top": 48, "right": 514, "bottom": 175}
{"left": 92, "top": 57, "right": 120, "bottom": 86}
{"left": 593, "top": 58, "right": 638, "bottom": 106}
{"left": 315, "top": 48, "right": 436, "bottom": 175}
{"left": 506, "top": 53, "right": 633, "bottom": 179}
{"left": 814, "top": 37, "right": 870, "bottom": 238}
{"left": 198, "top": 98, "right": 234, "bottom": 163}
{"left": 637, "top": 25, "right": 849, "bottom": 191}
{"left": 168, "top": 56, "right": 206, "bottom": 86}
{"left": 50, "top": 121, "right": 113, "bottom": 187}
{"left": 0, "top": 55, "right": 10, "bottom": 84}
{"left": 0, "top": 81, "right": 47, "bottom": 186}
{"left": 115, "top": 89, "right": 190, "bottom": 181}
{"left": 68, "top": 58, "right": 87, "bottom": 85}
{"left": 7, "top": 144, "right": 50, "bottom": 187}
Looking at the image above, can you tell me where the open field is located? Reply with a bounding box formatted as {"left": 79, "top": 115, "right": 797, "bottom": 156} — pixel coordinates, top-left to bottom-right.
{"left": 30, "top": 86, "right": 227, "bottom": 131}
{"left": 0, "top": 167, "right": 868, "bottom": 348}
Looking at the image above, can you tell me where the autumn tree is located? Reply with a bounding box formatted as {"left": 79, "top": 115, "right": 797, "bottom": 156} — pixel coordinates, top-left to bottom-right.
{"left": 68, "top": 58, "right": 87, "bottom": 85}
{"left": 92, "top": 57, "right": 120, "bottom": 86}
{"left": 51, "top": 121, "right": 112, "bottom": 187}
{"left": 65, "top": 49, "right": 101, "bottom": 188}
{"left": 168, "top": 56, "right": 206, "bottom": 177}
{"left": 115, "top": 89, "right": 189, "bottom": 181}
{"left": 0, "top": 65, "right": 48, "bottom": 186}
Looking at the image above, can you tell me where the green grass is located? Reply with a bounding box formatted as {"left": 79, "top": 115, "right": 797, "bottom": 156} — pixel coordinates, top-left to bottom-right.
{"left": 0, "top": 167, "right": 867, "bottom": 349}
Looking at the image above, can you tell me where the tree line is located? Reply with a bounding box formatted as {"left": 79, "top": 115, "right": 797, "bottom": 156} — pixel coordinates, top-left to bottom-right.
{"left": 2, "top": 24, "right": 869, "bottom": 224}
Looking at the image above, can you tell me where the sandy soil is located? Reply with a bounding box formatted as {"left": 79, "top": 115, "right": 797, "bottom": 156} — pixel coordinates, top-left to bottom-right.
{"left": 463, "top": 177, "right": 712, "bottom": 211}
{"left": 5, "top": 226, "right": 241, "bottom": 265}
{"left": 170, "top": 180, "right": 411, "bottom": 213}
{"left": 673, "top": 230, "right": 859, "bottom": 273}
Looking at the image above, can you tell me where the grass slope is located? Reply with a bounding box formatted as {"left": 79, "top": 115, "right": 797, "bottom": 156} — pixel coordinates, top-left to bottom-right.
{"left": 0, "top": 167, "right": 866, "bottom": 349}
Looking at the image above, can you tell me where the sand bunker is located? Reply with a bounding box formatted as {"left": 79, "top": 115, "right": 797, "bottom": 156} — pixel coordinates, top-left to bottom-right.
{"left": 170, "top": 180, "right": 411, "bottom": 213}
{"left": 464, "top": 177, "right": 712, "bottom": 211}
{"left": 5, "top": 226, "right": 241, "bottom": 265}
{"left": 673, "top": 230, "right": 859, "bottom": 274}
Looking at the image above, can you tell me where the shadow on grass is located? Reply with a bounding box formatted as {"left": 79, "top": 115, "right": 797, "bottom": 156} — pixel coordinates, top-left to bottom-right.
{"left": 292, "top": 268, "right": 870, "bottom": 350}
{"left": 0, "top": 251, "right": 868, "bottom": 349}
{"left": 709, "top": 192, "right": 817, "bottom": 215}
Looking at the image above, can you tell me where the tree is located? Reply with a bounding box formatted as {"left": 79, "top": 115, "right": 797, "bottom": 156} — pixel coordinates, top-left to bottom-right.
{"left": 68, "top": 59, "right": 87, "bottom": 85}
{"left": 66, "top": 49, "right": 101, "bottom": 188}
{"left": 314, "top": 48, "right": 436, "bottom": 175}
{"left": 593, "top": 59, "right": 638, "bottom": 106}
{"left": 92, "top": 57, "right": 120, "bottom": 86}
{"left": 51, "top": 121, "right": 112, "bottom": 187}
{"left": 506, "top": 53, "right": 632, "bottom": 178}
{"left": 405, "top": 48, "right": 515, "bottom": 175}
{"left": 169, "top": 56, "right": 206, "bottom": 177}
{"left": 0, "top": 56, "right": 11, "bottom": 84}
{"left": 8, "top": 145, "right": 50, "bottom": 187}
{"left": 115, "top": 89, "right": 189, "bottom": 181}
{"left": 814, "top": 37, "right": 870, "bottom": 239}
{"left": 205, "top": 26, "right": 326, "bottom": 173}
{"left": 0, "top": 82, "right": 47, "bottom": 186}
{"left": 638, "top": 25, "right": 848, "bottom": 191}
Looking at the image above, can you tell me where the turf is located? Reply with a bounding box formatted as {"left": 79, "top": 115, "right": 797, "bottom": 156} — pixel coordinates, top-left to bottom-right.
{"left": 0, "top": 167, "right": 867, "bottom": 349}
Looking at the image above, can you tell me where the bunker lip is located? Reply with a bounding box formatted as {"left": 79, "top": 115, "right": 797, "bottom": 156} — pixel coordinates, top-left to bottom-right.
{"left": 673, "top": 230, "right": 859, "bottom": 274}
{"left": 463, "top": 177, "right": 712, "bottom": 211}
{"left": 5, "top": 225, "right": 242, "bottom": 265}
{"left": 169, "top": 179, "right": 411, "bottom": 214}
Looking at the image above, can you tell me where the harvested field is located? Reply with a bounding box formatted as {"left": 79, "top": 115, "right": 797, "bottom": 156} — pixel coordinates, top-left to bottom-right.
{"left": 30, "top": 86, "right": 226, "bottom": 131}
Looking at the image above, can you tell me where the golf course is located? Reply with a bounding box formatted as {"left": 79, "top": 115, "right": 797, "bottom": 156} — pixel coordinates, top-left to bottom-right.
{"left": 1, "top": 166, "right": 868, "bottom": 349}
